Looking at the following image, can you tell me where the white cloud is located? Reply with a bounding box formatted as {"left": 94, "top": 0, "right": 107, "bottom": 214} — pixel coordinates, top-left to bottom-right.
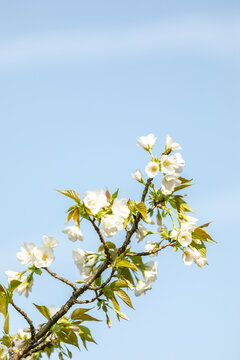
{"left": 0, "top": 14, "right": 239, "bottom": 70}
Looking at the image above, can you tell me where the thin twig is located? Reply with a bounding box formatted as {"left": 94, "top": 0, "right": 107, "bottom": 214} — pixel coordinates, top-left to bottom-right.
{"left": 90, "top": 268, "right": 115, "bottom": 291}
{"left": 10, "top": 301, "right": 35, "bottom": 339}
{"left": 128, "top": 240, "right": 175, "bottom": 257}
{"left": 117, "top": 178, "right": 152, "bottom": 256}
{"left": 89, "top": 217, "right": 111, "bottom": 260}
{"left": 43, "top": 268, "right": 77, "bottom": 290}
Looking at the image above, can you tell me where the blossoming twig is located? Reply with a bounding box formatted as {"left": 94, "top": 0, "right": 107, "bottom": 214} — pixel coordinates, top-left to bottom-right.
{"left": 117, "top": 178, "right": 152, "bottom": 256}
{"left": 43, "top": 268, "right": 77, "bottom": 291}
{"left": 89, "top": 217, "right": 111, "bottom": 260}
{"left": 10, "top": 300, "right": 36, "bottom": 339}
{"left": 128, "top": 240, "right": 175, "bottom": 257}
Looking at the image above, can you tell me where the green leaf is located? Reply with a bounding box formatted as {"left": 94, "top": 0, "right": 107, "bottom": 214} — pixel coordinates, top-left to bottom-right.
{"left": 111, "top": 297, "right": 129, "bottom": 321}
{"left": 0, "top": 294, "right": 8, "bottom": 318}
{"left": 111, "top": 189, "right": 119, "bottom": 201}
{"left": 76, "top": 314, "right": 100, "bottom": 322}
{"left": 173, "top": 183, "right": 193, "bottom": 192}
{"left": 9, "top": 280, "right": 22, "bottom": 292}
{"left": 190, "top": 242, "right": 207, "bottom": 258}
{"left": 98, "top": 241, "right": 116, "bottom": 252}
{"left": 169, "top": 196, "right": 193, "bottom": 214}
{"left": 66, "top": 347, "right": 72, "bottom": 359}
{"left": 199, "top": 221, "right": 214, "bottom": 229}
{"left": 114, "top": 289, "right": 134, "bottom": 309}
{"left": 57, "top": 329, "right": 79, "bottom": 348}
{"left": 0, "top": 285, "right": 6, "bottom": 294}
{"left": 110, "top": 279, "right": 129, "bottom": 289}
{"left": 117, "top": 260, "right": 139, "bottom": 272}
{"left": 4, "top": 313, "right": 9, "bottom": 334}
{"left": 193, "top": 227, "right": 213, "bottom": 241}
{"left": 78, "top": 325, "right": 97, "bottom": 349}
{"left": 57, "top": 190, "right": 81, "bottom": 204}
{"left": 71, "top": 308, "right": 92, "bottom": 320}
{"left": 135, "top": 202, "right": 147, "bottom": 218}
{"left": 33, "top": 304, "right": 50, "bottom": 320}
{"left": 178, "top": 177, "right": 193, "bottom": 184}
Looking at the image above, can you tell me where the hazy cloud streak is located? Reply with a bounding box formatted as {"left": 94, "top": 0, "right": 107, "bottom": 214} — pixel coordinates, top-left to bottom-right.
{"left": 0, "top": 14, "right": 239, "bottom": 70}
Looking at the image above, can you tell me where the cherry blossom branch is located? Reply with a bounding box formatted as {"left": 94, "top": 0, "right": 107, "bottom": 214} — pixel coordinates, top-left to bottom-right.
{"left": 10, "top": 300, "right": 36, "bottom": 339}
{"left": 10, "top": 259, "right": 111, "bottom": 360}
{"left": 43, "top": 267, "right": 77, "bottom": 290}
{"left": 91, "top": 268, "right": 115, "bottom": 291}
{"left": 89, "top": 217, "right": 111, "bottom": 260}
{"left": 74, "top": 291, "right": 103, "bottom": 304}
{"left": 117, "top": 178, "right": 152, "bottom": 256}
{"left": 128, "top": 240, "right": 175, "bottom": 257}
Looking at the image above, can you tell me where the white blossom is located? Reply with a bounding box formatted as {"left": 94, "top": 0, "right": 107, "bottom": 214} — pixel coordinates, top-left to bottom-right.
{"left": 131, "top": 169, "right": 143, "bottom": 182}
{"left": 0, "top": 344, "right": 8, "bottom": 359}
{"left": 15, "top": 276, "right": 33, "bottom": 298}
{"left": 83, "top": 189, "right": 108, "bottom": 215}
{"left": 42, "top": 235, "right": 59, "bottom": 248}
{"left": 144, "top": 241, "right": 158, "bottom": 257}
{"left": 112, "top": 198, "right": 130, "bottom": 219}
{"left": 156, "top": 215, "right": 162, "bottom": 226}
{"left": 144, "top": 261, "right": 158, "bottom": 283}
{"left": 33, "top": 246, "right": 55, "bottom": 268}
{"left": 182, "top": 248, "right": 207, "bottom": 268}
{"left": 160, "top": 153, "right": 185, "bottom": 175}
{"left": 5, "top": 271, "right": 33, "bottom": 298}
{"left": 178, "top": 229, "right": 193, "bottom": 247}
{"left": 5, "top": 270, "right": 21, "bottom": 283}
{"left": 101, "top": 214, "right": 124, "bottom": 237}
{"left": 72, "top": 249, "right": 97, "bottom": 279}
{"left": 195, "top": 257, "right": 208, "bottom": 268}
{"left": 49, "top": 305, "right": 60, "bottom": 317}
{"left": 145, "top": 217, "right": 155, "bottom": 225}
{"left": 137, "top": 133, "right": 157, "bottom": 150}
{"left": 182, "top": 249, "right": 195, "bottom": 266}
{"left": 15, "top": 329, "right": 30, "bottom": 349}
{"left": 134, "top": 280, "right": 152, "bottom": 296}
{"left": 165, "top": 135, "right": 181, "bottom": 151}
{"left": 161, "top": 174, "right": 181, "bottom": 195}
{"left": 16, "top": 243, "right": 36, "bottom": 267}
{"left": 136, "top": 224, "right": 149, "bottom": 242}
{"left": 185, "top": 215, "right": 198, "bottom": 225}
{"left": 170, "top": 229, "right": 178, "bottom": 239}
{"left": 62, "top": 226, "right": 84, "bottom": 242}
{"left": 145, "top": 161, "right": 159, "bottom": 178}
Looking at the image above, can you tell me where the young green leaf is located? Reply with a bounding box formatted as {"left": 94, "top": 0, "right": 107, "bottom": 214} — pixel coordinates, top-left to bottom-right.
{"left": 57, "top": 190, "right": 81, "bottom": 204}
{"left": 33, "top": 304, "right": 50, "bottom": 320}
{"left": 114, "top": 289, "right": 134, "bottom": 309}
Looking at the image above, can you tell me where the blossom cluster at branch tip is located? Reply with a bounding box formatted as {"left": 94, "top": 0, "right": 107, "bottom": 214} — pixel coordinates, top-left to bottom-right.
{"left": 182, "top": 248, "right": 207, "bottom": 268}
{"left": 83, "top": 189, "right": 108, "bottom": 215}
{"left": 16, "top": 236, "right": 58, "bottom": 269}
{"left": 135, "top": 133, "right": 185, "bottom": 195}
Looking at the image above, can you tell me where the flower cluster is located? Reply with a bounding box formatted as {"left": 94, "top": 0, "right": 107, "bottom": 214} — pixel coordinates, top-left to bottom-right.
{"left": 16, "top": 235, "right": 58, "bottom": 268}
{"left": 72, "top": 249, "right": 98, "bottom": 279}
{"left": 135, "top": 261, "right": 158, "bottom": 296}
{"left": 0, "top": 132, "right": 213, "bottom": 360}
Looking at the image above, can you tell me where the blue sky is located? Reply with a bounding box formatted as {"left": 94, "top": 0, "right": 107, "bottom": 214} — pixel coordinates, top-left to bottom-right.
{"left": 0, "top": 1, "right": 239, "bottom": 359}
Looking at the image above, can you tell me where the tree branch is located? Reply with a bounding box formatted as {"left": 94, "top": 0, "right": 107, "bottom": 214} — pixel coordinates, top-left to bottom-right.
{"left": 43, "top": 268, "right": 77, "bottom": 291}
{"left": 10, "top": 259, "right": 111, "bottom": 360}
{"left": 128, "top": 240, "right": 175, "bottom": 257}
{"left": 10, "top": 301, "right": 35, "bottom": 339}
{"left": 89, "top": 217, "right": 111, "bottom": 260}
{"left": 117, "top": 178, "right": 152, "bottom": 256}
